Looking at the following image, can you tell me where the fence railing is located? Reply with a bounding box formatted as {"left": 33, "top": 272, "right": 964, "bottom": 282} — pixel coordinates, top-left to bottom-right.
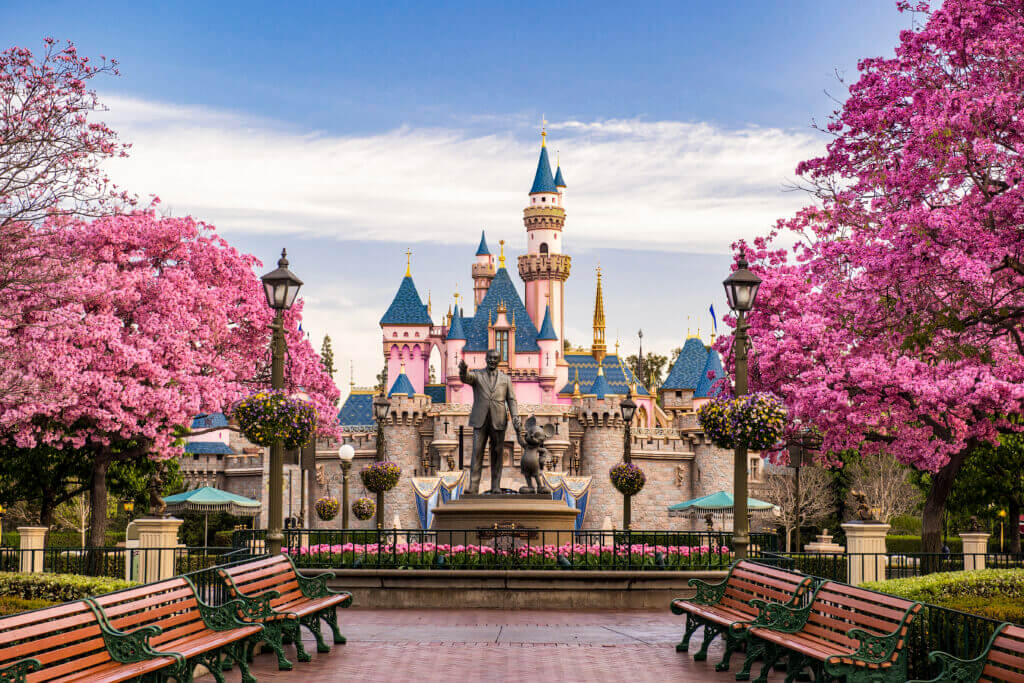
{"left": 227, "top": 528, "right": 776, "bottom": 571}
{"left": 756, "top": 550, "right": 1024, "bottom": 582}
{"left": 0, "top": 545, "right": 236, "bottom": 581}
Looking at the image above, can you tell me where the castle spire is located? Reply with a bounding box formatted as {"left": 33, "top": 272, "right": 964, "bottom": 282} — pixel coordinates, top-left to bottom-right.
{"left": 499, "top": 239, "right": 506, "bottom": 268}
{"left": 405, "top": 248, "right": 412, "bottom": 277}
{"left": 541, "top": 114, "right": 547, "bottom": 147}
{"left": 592, "top": 264, "right": 607, "bottom": 363}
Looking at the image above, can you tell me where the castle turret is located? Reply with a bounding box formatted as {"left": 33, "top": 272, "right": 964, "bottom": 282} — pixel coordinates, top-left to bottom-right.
{"left": 380, "top": 251, "right": 432, "bottom": 394}
{"left": 519, "top": 128, "right": 571, "bottom": 351}
{"left": 445, "top": 312, "right": 467, "bottom": 381}
{"left": 472, "top": 231, "right": 496, "bottom": 309}
{"left": 591, "top": 265, "right": 607, "bottom": 363}
{"left": 537, "top": 303, "right": 559, "bottom": 391}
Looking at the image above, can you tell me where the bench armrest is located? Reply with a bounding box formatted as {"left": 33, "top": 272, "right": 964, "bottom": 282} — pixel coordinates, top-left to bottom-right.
{"left": 0, "top": 658, "right": 41, "bottom": 681}
{"left": 684, "top": 577, "right": 728, "bottom": 606}
{"left": 747, "top": 599, "right": 811, "bottom": 632}
{"left": 86, "top": 601, "right": 184, "bottom": 668}
{"left": 198, "top": 597, "right": 265, "bottom": 632}
{"left": 906, "top": 650, "right": 988, "bottom": 683}
{"left": 233, "top": 591, "right": 279, "bottom": 621}
{"left": 295, "top": 571, "right": 340, "bottom": 599}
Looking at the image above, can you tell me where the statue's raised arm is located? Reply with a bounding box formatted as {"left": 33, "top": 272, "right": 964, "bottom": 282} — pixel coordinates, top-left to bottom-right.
{"left": 458, "top": 359, "right": 475, "bottom": 385}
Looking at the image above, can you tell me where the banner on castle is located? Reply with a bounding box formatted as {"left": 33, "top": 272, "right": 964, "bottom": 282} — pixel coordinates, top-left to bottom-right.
{"left": 411, "top": 471, "right": 466, "bottom": 529}
{"left": 542, "top": 473, "right": 592, "bottom": 531}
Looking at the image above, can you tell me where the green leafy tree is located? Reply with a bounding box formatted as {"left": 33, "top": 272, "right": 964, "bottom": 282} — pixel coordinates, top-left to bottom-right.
{"left": 625, "top": 352, "right": 668, "bottom": 390}
{"left": 320, "top": 335, "right": 336, "bottom": 378}
{"left": 948, "top": 431, "right": 1024, "bottom": 552}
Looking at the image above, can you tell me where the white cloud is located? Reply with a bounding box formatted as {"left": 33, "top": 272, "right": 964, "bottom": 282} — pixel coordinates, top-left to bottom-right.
{"left": 102, "top": 96, "right": 822, "bottom": 254}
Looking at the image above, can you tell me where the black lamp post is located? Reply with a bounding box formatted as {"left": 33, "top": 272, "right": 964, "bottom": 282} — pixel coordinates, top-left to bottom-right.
{"left": 620, "top": 388, "right": 637, "bottom": 530}
{"left": 338, "top": 444, "right": 355, "bottom": 531}
{"left": 260, "top": 249, "right": 303, "bottom": 556}
{"left": 787, "top": 427, "right": 823, "bottom": 552}
{"left": 372, "top": 391, "right": 392, "bottom": 529}
{"left": 723, "top": 254, "right": 762, "bottom": 559}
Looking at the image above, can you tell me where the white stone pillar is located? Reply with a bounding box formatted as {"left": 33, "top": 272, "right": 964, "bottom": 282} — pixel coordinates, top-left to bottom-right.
{"left": 135, "top": 517, "right": 184, "bottom": 583}
{"left": 17, "top": 526, "right": 47, "bottom": 574}
{"left": 841, "top": 521, "right": 890, "bottom": 585}
{"left": 960, "top": 532, "right": 990, "bottom": 571}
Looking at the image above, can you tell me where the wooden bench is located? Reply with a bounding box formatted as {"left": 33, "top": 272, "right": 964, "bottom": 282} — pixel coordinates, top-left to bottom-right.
{"left": 670, "top": 560, "right": 814, "bottom": 672}
{"left": 743, "top": 580, "right": 922, "bottom": 683}
{"left": 0, "top": 599, "right": 179, "bottom": 682}
{"left": 216, "top": 555, "right": 353, "bottom": 670}
{"left": 90, "top": 575, "right": 265, "bottom": 683}
{"left": 909, "top": 622, "right": 1024, "bottom": 682}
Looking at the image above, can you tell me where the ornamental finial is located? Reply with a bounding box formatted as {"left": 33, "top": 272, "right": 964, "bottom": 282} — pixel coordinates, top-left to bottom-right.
{"left": 405, "top": 248, "right": 412, "bottom": 277}
{"left": 541, "top": 114, "right": 547, "bottom": 147}
{"left": 499, "top": 239, "right": 506, "bottom": 267}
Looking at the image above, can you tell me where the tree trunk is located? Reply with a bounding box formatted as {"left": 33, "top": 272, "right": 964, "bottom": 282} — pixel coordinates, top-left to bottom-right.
{"left": 1010, "top": 498, "right": 1021, "bottom": 554}
{"left": 88, "top": 456, "right": 109, "bottom": 547}
{"left": 922, "top": 447, "right": 972, "bottom": 554}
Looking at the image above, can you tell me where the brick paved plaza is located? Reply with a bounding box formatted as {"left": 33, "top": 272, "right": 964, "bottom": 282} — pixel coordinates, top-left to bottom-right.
{"left": 223, "top": 609, "right": 785, "bottom": 682}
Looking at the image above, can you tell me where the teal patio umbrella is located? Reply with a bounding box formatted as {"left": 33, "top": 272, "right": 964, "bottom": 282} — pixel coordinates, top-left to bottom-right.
{"left": 668, "top": 491, "right": 777, "bottom": 522}
{"left": 162, "top": 486, "right": 261, "bottom": 545}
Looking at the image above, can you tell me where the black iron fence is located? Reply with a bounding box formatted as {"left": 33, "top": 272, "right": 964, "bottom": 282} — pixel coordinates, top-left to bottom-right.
{"left": 227, "top": 528, "right": 777, "bottom": 571}
{"left": 756, "top": 550, "right": 1024, "bottom": 582}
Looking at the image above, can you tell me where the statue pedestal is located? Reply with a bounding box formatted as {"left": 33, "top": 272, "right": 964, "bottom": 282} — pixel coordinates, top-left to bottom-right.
{"left": 804, "top": 529, "right": 845, "bottom": 553}
{"left": 430, "top": 494, "right": 580, "bottom": 548}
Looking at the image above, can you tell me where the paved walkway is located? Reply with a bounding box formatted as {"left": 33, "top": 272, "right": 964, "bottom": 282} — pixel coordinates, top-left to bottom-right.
{"left": 221, "top": 610, "right": 785, "bottom": 682}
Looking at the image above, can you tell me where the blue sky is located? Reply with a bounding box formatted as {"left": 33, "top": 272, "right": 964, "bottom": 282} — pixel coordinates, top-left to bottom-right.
{"left": 3, "top": 1, "right": 914, "bottom": 387}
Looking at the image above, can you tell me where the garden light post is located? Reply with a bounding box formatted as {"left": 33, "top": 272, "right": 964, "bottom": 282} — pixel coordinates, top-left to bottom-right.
{"left": 620, "top": 388, "right": 637, "bottom": 529}
{"left": 723, "top": 254, "right": 761, "bottom": 559}
{"left": 260, "top": 249, "right": 303, "bottom": 556}
{"left": 123, "top": 500, "right": 135, "bottom": 523}
{"left": 339, "top": 444, "right": 355, "bottom": 531}
{"left": 372, "top": 392, "right": 392, "bottom": 529}
{"left": 1000, "top": 509, "right": 1008, "bottom": 552}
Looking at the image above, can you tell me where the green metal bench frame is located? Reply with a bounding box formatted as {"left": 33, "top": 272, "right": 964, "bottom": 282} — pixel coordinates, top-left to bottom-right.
{"left": 907, "top": 622, "right": 1012, "bottom": 683}
{"left": 88, "top": 576, "right": 266, "bottom": 683}
{"left": 216, "top": 554, "right": 352, "bottom": 671}
{"left": 670, "top": 560, "right": 814, "bottom": 672}
{"left": 742, "top": 581, "right": 921, "bottom": 683}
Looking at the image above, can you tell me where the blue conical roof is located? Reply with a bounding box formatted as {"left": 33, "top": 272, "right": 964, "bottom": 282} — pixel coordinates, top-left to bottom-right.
{"left": 662, "top": 337, "right": 709, "bottom": 390}
{"left": 695, "top": 348, "right": 725, "bottom": 398}
{"left": 554, "top": 165, "right": 566, "bottom": 188}
{"left": 380, "top": 276, "right": 432, "bottom": 325}
{"left": 588, "top": 367, "right": 614, "bottom": 399}
{"left": 464, "top": 267, "right": 540, "bottom": 352}
{"left": 537, "top": 304, "right": 558, "bottom": 340}
{"left": 447, "top": 313, "right": 467, "bottom": 340}
{"left": 388, "top": 372, "right": 416, "bottom": 398}
{"left": 476, "top": 231, "right": 491, "bottom": 256}
{"left": 530, "top": 146, "right": 557, "bottom": 194}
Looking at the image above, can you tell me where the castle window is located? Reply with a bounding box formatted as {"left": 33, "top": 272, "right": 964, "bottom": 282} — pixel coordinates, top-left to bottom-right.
{"left": 495, "top": 330, "right": 509, "bottom": 362}
{"left": 541, "top": 197, "right": 546, "bottom": 202}
{"left": 539, "top": 243, "right": 548, "bottom": 254}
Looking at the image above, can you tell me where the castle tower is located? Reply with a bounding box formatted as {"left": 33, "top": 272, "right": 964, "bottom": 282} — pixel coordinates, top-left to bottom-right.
{"left": 591, "top": 265, "right": 607, "bottom": 363}
{"left": 518, "top": 127, "right": 571, "bottom": 352}
{"left": 380, "top": 251, "right": 432, "bottom": 394}
{"left": 471, "top": 231, "right": 496, "bottom": 309}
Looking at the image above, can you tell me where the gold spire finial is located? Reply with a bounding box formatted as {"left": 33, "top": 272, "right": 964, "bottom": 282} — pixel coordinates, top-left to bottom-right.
{"left": 404, "top": 248, "right": 412, "bottom": 277}
{"left": 499, "top": 239, "right": 506, "bottom": 267}
{"left": 350, "top": 360, "right": 355, "bottom": 388}
{"left": 572, "top": 368, "right": 581, "bottom": 398}
{"left": 541, "top": 114, "right": 547, "bottom": 147}
{"left": 427, "top": 290, "right": 432, "bottom": 316}
{"left": 592, "top": 263, "right": 607, "bottom": 363}
{"left": 400, "top": 361, "right": 406, "bottom": 373}
{"left": 687, "top": 316, "right": 699, "bottom": 339}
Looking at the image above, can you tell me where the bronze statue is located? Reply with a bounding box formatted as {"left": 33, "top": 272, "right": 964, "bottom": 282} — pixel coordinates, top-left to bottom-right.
{"left": 459, "top": 349, "right": 522, "bottom": 494}
{"left": 851, "top": 490, "right": 874, "bottom": 521}
{"left": 519, "top": 416, "right": 552, "bottom": 494}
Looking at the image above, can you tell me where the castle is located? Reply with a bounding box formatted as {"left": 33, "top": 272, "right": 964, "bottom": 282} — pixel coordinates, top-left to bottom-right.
{"left": 180, "top": 131, "right": 750, "bottom": 531}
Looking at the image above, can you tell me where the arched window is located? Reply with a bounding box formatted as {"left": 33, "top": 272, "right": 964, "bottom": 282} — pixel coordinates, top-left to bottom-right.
{"left": 539, "top": 243, "right": 549, "bottom": 254}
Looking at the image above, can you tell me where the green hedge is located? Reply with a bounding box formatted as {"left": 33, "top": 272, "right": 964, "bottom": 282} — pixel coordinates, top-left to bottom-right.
{"left": 213, "top": 530, "right": 234, "bottom": 547}
{"left": 1, "top": 531, "right": 125, "bottom": 548}
{"left": 886, "top": 535, "right": 964, "bottom": 554}
{"left": 863, "top": 569, "right": 1024, "bottom": 623}
{"left": 0, "top": 572, "right": 134, "bottom": 603}
{"left": 0, "top": 596, "right": 56, "bottom": 617}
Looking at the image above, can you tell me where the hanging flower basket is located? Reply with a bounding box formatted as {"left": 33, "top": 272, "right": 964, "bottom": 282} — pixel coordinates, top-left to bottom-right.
{"left": 729, "top": 392, "right": 787, "bottom": 451}
{"left": 697, "top": 392, "right": 786, "bottom": 451}
{"left": 609, "top": 462, "right": 646, "bottom": 496}
{"left": 352, "top": 497, "right": 376, "bottom": 521}
{"left": 232, "top": 390, "right": 317, "bottom": 450}
{"left": 360, "top": 461, "right": 401, "bottom": 493}
{"left": 314, "top": 496, "right": 339, "bottom": 521}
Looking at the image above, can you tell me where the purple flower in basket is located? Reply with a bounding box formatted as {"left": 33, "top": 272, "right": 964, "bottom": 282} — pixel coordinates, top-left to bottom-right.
{"left": 609, "top": 462, "right": 646, "bottom": 496}
{"left": 360, "top": 461, "right": 402, "bottom": 493}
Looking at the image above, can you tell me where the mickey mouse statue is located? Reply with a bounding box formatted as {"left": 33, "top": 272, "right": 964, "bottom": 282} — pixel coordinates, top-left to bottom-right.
{"left": 518, "top": 416, "right": 553, "bottom": 494}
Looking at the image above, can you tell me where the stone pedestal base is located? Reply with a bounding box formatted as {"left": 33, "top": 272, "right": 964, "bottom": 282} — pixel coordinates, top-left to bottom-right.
{"left": 804, "top": 529, "right": 845, "bottom": 553}
{"left": 842, "top": 520, "right": 889, "bottom": 585}
{"left": 431, "top": 494, "right": 580, "bottom": 547}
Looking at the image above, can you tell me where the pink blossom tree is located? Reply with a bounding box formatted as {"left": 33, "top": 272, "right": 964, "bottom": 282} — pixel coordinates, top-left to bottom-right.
{"left": 721, "top": 0, "right": 1024, "bottom": 552}
{"left": 2, "top": 211, "right": 339, "bottom": 544}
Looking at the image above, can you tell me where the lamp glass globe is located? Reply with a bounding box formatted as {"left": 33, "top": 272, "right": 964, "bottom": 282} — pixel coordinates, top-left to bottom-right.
{"left": 339, "top": 444, "right": 355, "bottom": 462}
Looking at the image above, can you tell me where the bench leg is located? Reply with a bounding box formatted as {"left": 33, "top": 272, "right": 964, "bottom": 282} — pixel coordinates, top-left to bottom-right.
{"left": 694, "top": 624, "right": 722, "bottom": 662}
{"left": 227, "top": 640, "right": 257, "bottom": 683}
{"left": 677, "top": 614, "right": 701, "bottom": 653}
{"left": 262, "top": 621, "right": 295, "bottom": 671}
{"left": 323, "top": 606, "right": 346, "bottom": 645}
{"left": 716, "top": 630, "right": 741, "bottom": 672}
{"left": 783, "top": 651, "right": 813, "bottom": 683}
{"left": 736, "top": 636, "right": 766, "bottom": 681}
{"left": 752, "top": 643, "right": 781, "bottom": 683}
{"left": 301, "top": 614, "right": 331, "bottom": 654}
{"left": 289, "top": 620, "right": 313, "bottom": 663}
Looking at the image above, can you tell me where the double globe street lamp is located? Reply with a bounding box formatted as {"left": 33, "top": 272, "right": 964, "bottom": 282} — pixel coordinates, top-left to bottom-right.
{"left": 260, "top": 249, "right": 303, "bottom": 556}
{"left": 723, "top": 254, "right": 762, "bottom": 559}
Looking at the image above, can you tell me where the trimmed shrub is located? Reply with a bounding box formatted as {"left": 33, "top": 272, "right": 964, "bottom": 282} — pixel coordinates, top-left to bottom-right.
{"left": 0, "top": 596, "right": 56, "bottom": 617}
{"left": 864, "top": 570, "right": 1024, "bottom": 623}
{"left": 888, "top": 514, "right": 923, "bottom": 536}
{"left": 2, "top": 531, "right": 125, "bottom": 548}
{"left": 213, "top": 530, "right": 234, "bottom": 547}
{"left": 0, "top": 572, "right": 134, "bottom": 602}
{"left": 885, "top": 535, "right": 964, "bottom": 554}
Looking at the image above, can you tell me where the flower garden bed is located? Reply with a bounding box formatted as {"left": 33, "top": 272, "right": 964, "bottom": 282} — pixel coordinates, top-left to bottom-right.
{"left": 287, "top": 542, "right": 732, "bottom": 570}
